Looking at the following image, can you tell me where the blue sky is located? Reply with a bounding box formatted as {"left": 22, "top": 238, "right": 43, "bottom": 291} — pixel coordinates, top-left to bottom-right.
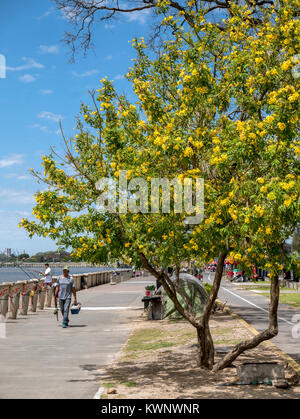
{"left": 0, "top": 0, "right": 153, "bottom": 255}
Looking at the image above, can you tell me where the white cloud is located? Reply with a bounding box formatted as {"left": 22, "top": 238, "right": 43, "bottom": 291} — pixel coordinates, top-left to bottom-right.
{"left": 114, "top": 74, "right": 125, "bottom": 80}
{"left": 126, "top": 8, "right": 152, "bottom": 25}
{"left": 30, "top": 123, "right": 61, "bottom": 135}
{"left": 7, "top": 57, "right": 44, "bottom": 72}
{"left": 31, "top": 123, "right": 51, "bottom": 133}
{"left": 39, "top": 45, "right": 59, "bottom": 54}
{"left": 106, "top": 55, "right": 113, "bottom": 61}
{"left": 5, "top": 173, "right": 31, "bottom": 180}
{"left": 19, "top": 74, "right": 36, "bottom": 83}
{"left": 104, "top": 23, "right": 115, "bottom": 30}
{"left": 35, "top": 9, "right": 53, "bottom": 20}
{"left": 72, "top": 69, "right": 99, "bottom": 77}
{"left": 37, "top": 111, "right": 64, "bottom": 123}
{"left": 0, "top": 188, "right": 34, "bottom": 204}
{"left": 40, "top": 89, "right": 53, "bottom": 95}
{"left": 0, "top": 154, "right": 23, "bottom": 168}
{"left": 0, "top": 209, "right": 30, "bottom": 216}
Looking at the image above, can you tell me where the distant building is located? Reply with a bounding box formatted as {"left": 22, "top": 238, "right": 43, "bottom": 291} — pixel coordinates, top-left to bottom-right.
{"left": 4, "top": 248, "right": 12, "bottom": 257}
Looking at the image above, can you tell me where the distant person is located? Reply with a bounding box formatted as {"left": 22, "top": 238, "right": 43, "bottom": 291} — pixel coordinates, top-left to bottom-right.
{"left": 39, "top": 263, "right": 52, "bottom": 285}
{"left": 228, "top": 270, "right": 234, "bottom": 281}
{"left": 55, "top": 266, "right": 77, "bottom": 328}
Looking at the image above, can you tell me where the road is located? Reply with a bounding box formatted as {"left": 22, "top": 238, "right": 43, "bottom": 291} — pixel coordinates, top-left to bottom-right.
{"left": 204, "top": 272, "right": 300, "bottom": 364}
{"left": 0, "top": 276, "right": 155, "bottom": 399}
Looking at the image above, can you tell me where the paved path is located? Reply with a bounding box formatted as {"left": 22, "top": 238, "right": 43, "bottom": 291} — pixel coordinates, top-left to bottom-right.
{"left": 204, "top": 272, "right": 300, "bottom": 365}
{"left": 0, "top": 276, "right": 155, "bottom": 399}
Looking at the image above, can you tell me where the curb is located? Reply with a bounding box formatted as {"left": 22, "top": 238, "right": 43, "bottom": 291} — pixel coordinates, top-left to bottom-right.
{"left": 93, "top": 386, "right": 105, "bottom": 399}
{"left": 223, "top": 305, "right": 300, "bottom": 376}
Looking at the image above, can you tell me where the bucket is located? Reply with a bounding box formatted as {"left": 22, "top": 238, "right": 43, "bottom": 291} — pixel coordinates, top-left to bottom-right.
{"left": 71, "top": 302, "right": 82, "bottom": 315}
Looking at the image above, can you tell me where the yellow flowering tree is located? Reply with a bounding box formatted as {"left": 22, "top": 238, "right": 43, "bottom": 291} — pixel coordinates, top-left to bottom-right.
{"left": 20, "top": 0, "right": 299, "bottom": 370}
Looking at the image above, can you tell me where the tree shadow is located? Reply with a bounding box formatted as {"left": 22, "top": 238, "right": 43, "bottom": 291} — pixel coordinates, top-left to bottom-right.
{"left": 68, "top": 325, "right": 87, "bottom": 328}
{"left": 100, "top": 340, "right": 300, "bottom": 399}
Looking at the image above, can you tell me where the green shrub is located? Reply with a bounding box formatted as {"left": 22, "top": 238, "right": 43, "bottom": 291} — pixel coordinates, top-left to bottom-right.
{"left": 204, "top": 282, "right": 213, "bottom": 295}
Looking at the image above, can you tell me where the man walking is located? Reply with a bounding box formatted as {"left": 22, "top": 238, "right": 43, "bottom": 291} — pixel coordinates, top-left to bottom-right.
{"left": 55, "top": 266, "right": 77, "bottom": 328}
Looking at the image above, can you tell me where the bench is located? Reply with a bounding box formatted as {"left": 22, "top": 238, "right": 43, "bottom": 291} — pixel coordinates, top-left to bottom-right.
{"left": 142, "top": 295, "right": 163, "bottom": 320}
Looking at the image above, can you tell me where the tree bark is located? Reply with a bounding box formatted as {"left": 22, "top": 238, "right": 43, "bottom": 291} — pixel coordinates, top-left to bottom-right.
{"left": 196, "top": 324, "right": 215, "bottom": 369}
{"left": 213, "top": 274, "right": 279, "bottom": 372}
{"left": 197, "top": 251, "right": 227, "bottom": 368}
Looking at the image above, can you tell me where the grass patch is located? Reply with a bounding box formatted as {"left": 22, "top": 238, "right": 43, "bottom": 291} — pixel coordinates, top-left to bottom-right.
{"left": 122, "top": 322, "right": 245, "bottom": 364}
{"left": 124, "top": 325, "right": 195, "bottom": 354}
{"left": 125, "top": 328, "right": 173, "bottom": 352}
{"left": 100, "top": 394, "right": 108, "bottom": 399}
{"left": 122, "top": 381, "right": 137, "bottom": 387}
{"left": 126, "top": 328, "right": 164, "bottom": 349}
{"left": 240, "top": 285, "right": 294, "bottom": 292}
{"left": 261, "top": 292, "right": 300, "bottom": 308}
{"left": 212, "top": 327, "right": 234, "bottom": 335}
{"left": 102, "top": 382, "right": 117, "bottom": 389}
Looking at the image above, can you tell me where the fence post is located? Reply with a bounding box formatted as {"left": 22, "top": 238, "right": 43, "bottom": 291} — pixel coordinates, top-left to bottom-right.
{"left": 8, "top": 281, "right": 25, "bottom": 320}
{"left": 0, "top": 283, "right": 11, "bottom": 319}
{"left": 30, "top": 280, "right": 40, "bottom": 312}
{"left": 38, "top": 281, "right": 47, "bottom": 310}
{"left": 20, "top": 280, "right": 36, "bottom": 315}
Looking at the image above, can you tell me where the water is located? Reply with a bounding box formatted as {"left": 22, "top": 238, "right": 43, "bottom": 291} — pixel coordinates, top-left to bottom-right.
{"left": 0, "top": 266, "right": 115, "bottom": 284}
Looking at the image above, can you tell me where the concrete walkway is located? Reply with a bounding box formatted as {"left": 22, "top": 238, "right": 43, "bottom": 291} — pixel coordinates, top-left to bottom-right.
{"left": 0, "top": 276, "right": 155, "bottom": 399}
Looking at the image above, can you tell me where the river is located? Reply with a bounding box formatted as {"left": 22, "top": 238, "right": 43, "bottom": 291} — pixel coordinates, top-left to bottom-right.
{"left": 0, "top": 266, "right": 117, "bottom": 284}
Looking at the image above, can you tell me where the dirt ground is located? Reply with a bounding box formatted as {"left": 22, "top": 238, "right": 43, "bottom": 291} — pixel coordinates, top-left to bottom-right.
{"left": 98, "top": 310, "right": 300, "bottom": 399}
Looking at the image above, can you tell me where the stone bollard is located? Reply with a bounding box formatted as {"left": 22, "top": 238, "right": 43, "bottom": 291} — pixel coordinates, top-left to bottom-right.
{"left": 20, "top": 280, "right": 36, "bottom": 315}
{"left": 0, "top": 283, "right": 11, "bottom": 319}
{"left": 99, "top": 272, "right": 104, "bottom": 285}
{"left": 38, "top": 281, "right": 47, "bottom": 310}
{"left": 90, "top": 273, "right": 94, "bottom": 287}
{"left": 8, "top": 281, "right": 25, "bottom": 320}
{"left": 80, "top": 275, "right": 87, "bottom": 289}
{"left": 105, "top": 271, "right": 112, "bottom": 284}
{"left": 92, "top": 273, "right": 97, "bottom": 287}
{"left": 45, "top": 283, "right": 53, "bottom": 307}
{"left": 30, "top": 281, "right": 40, "bottom": 312}
{"left": 106, "top": 271, "right": 110, "bottom": 284}
{"left": 73, "top": 275, "right": 81, "bottom": 292}
{"left": 86, "top": 274, "right": 92, "bottom": 288}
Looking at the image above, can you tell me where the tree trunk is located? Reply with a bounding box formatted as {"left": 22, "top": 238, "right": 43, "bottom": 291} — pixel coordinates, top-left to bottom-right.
{"left": 197, "top": 251, "right": 227, "bottom": 369}
{"left": 196, "top": 323, "right": 215, "bottom": 369}
{"left": 213, "top": 274, "right": 279, "bottom": 372}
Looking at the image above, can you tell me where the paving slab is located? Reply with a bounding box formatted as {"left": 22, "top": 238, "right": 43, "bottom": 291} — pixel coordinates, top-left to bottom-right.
{"left": 0, "top": 276, "right": 154, "bottom": 399}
